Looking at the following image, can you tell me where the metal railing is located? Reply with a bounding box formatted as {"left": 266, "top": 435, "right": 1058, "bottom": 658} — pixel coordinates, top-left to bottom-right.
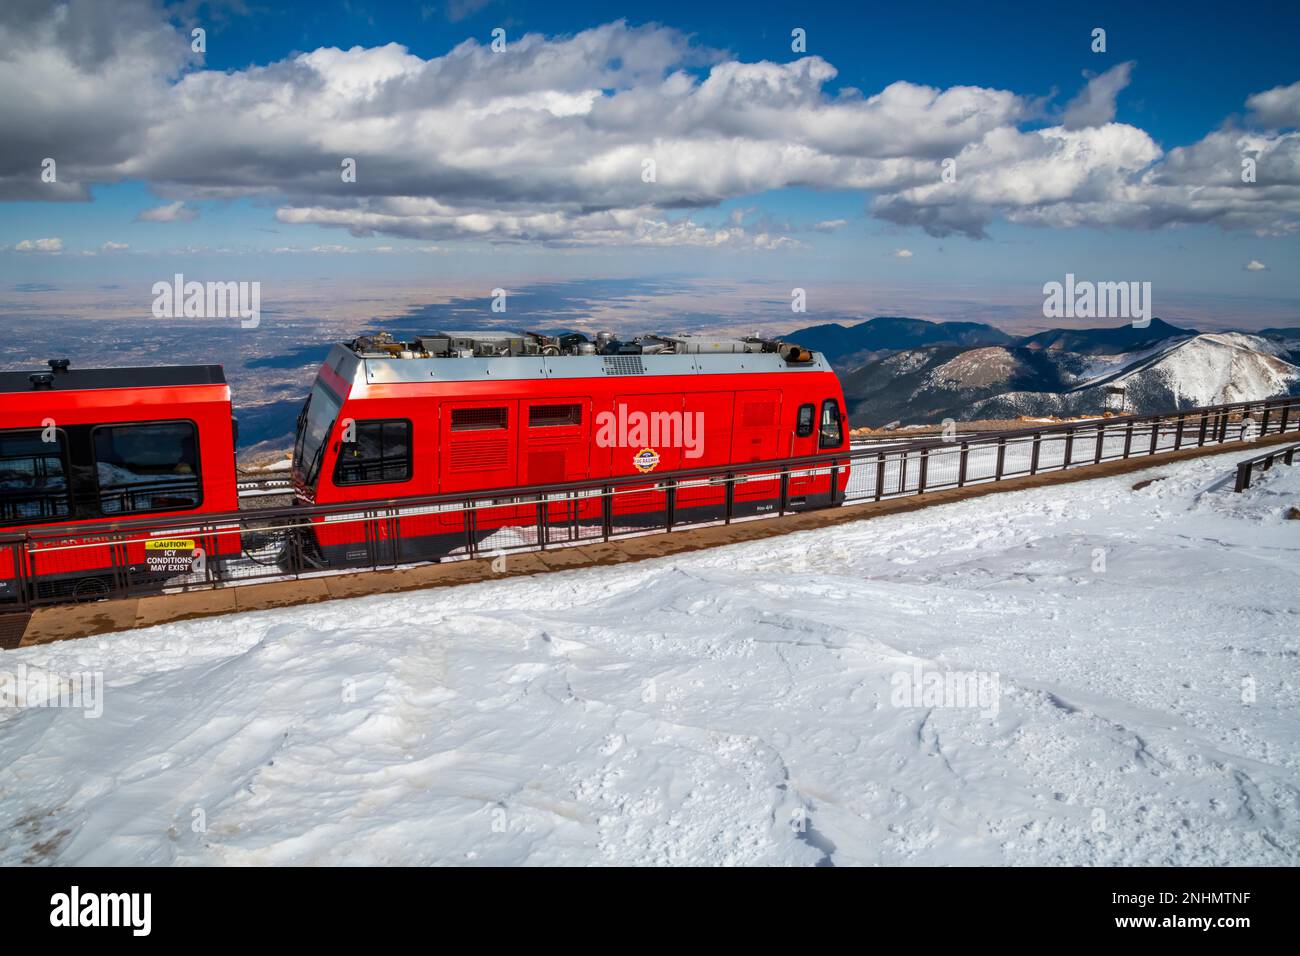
{"left": 2, "top": 396, "right": 1298, "bottom": 614}
{"left": 1234, "top": 441, "right": 1300, "bottom": 492}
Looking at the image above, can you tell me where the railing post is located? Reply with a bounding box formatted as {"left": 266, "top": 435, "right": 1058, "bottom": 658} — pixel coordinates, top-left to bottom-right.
{"left": 465, "top": 503, "right": 478, "bottom": 557}
{"left": 724, "top": 473, "right": 735, "bottom": 525}
{"left": 1029, "top": 434, "right": 1041, "bottom": 475}
{"left": 665, "top": 479, "right": 678, "bottom": 531}
{"left": 917, "top": 449, "right": 929, "bottom": 495}
{"left": 874, "top": 452, "right": 886, "bottom": 502}
{"left": 1197, "top": 411, "right": 1209, "bottom": 446}
{"left": 899, "top": 451, "right": 908, "bottom": 494}
{"left": 1123, "top": 421, "right": 1134, "bottom": 458}
{"left": 957, "top": 442, "right": 969, "bottom": 487}
{"left": 778, "top": 470, "right": 790, "bottom": 516}
{"left": 1094, "top": 424, "right": 1105, "bottom": 464}
{"left": 1261, "top": 405, "right": 1271, "bottom": 436}
{"left": 1218, "top": 407, "right": 1230, "bottom": 443}
{"left": 1281, "top": 403, "right": 1291, "bottom": 434}
{"left": 995, "top": 438, "right": 1007, "bottom": 480}
{"left": 1062, "top": 427, "right": 1074, "bottom": 470}
{"left": 4, "top": 535, "right": 31, "bottom": 613}
{"left": 1174, "top": 414, "right": 1185, "bottom": 450}
{"left": 602, "top": 485, "right": 613, "bottom": 540}
{"left": 1148, "top": 416, "right": 1160, "bottom": 455}
{"left": 1235, "top": 461, "right": 1251, "bottom": 493}
{"left": 536, "top": 498, "right": 548, "bottom": 548}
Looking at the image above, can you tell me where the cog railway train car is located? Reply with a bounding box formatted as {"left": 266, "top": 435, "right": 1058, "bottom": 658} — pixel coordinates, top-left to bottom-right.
{"left": 0, "top": 362, "right": 240, "bottom": 601}
{"left": 1, "top": 330, "right": 848, "bottom": 603}
{"left": 293, "top": 330, "right": 850, "bottom": 565}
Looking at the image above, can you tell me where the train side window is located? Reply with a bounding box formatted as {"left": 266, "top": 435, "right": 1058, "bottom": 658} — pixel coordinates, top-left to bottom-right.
{"left": 335, "top": 420, "right": 412, "bottom": 485}
{"left": 92, "top": 421, "right": 202, "bottom": 515}
{"left": 818, "top": 399, "right": 843, "bottom": 448}
{"left": 0, "top": 428, "right": 73, "bottom": 527}
{"left": 796, "top": 404, "right": 815, "bottom": 438}
{"left": 451, "top": 407, "right": 508, "bottom": 431}
{"left": 528, "top": 404, "right": 581, "bottom": 427}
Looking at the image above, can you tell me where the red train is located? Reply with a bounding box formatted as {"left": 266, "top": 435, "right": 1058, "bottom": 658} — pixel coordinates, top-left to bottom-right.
{"left": 0, "top": 362, "right": 240, "bottom": 600}
{"left": 1, "top": 331, "right": 848, "bottom": 602}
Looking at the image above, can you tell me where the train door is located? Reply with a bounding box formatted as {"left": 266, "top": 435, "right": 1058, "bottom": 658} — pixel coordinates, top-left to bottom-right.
{"left": 674, "top": 390, "right": 734, "bottom": 523}
{"left": 786, "top": 399, "right": 823, "bottom": 508}
{"left": 520, "top": 398, "right": 594, "bottom": 543}
{"left": 438, "top": 399, "right": 520, "bottom": 550}
{"left": 730, "top": 389, "right": 783, "bottom": 517}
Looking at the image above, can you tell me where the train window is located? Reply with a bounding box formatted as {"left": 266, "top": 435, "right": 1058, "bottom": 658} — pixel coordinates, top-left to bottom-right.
{"left": 451, "top": 407, "right": 508, "bottom": 431}
{"left": 796, "top": 404, "right": 815, "bottom": 438}
{"left": 529, "top": 404, "right": 582, "bottom": 427}
{"left": 335, "top": 420, "right": 412, "bottom": 485}
{"left": 0, "top": 428, "right": 73, "bottom": 527}
{"left": 294, "top": 381, "right": 342, "bottom": 489}
{"left": 818, "top": 399, "right": 842, "bottom": 448}
{"left": 92, "top": 421, "right": 202, "bottom": 515}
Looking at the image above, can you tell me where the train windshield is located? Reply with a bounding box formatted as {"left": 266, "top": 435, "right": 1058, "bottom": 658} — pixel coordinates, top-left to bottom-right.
{"left": 292, "top": 380, "right": 342, "bottom": 491}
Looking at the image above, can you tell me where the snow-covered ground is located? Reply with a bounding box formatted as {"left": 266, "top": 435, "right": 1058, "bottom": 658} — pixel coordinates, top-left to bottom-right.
{"left": 2, "top": 448, "right": 1298, "bottom": 866}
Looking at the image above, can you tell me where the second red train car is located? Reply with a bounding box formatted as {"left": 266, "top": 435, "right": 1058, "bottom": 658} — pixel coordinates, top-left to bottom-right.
{"left": 291, "top": 330, "right": 850, "bottom": 565}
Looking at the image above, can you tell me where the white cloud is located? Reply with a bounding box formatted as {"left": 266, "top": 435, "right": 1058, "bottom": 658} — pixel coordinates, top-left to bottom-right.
{"left": 14, "top": 237, "right": 63, "bottom": 253}
{"left": 100, "top": 240, "right": 129, "bottom": 252}
{"left": 1245, "top": 259, "right": 1267, "bottom": 271}
{"left": 1062, "top": 62, "right": 1135, "bottom": 129}
{"left": 3, "top": 8, "right": 1299, "bottom": 245}
{"left": 813, "top": 219, "right": 848, "bottom": 232}
{"left": 1246, "top": 81, "right": 1300, "bottom": 129}
{"left": 136, "top": 200, "right": 199, "bottom": 222}
{"left": 893, "top": 248, "right": 913, "bottom": 258}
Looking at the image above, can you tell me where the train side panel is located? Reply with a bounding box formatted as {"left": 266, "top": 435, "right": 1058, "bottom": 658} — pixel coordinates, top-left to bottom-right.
{"left": 1, "top": 373, "right": 239, "bottom": 602}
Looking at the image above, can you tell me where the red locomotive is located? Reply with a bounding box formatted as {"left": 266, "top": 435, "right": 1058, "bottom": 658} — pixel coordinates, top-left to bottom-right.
{"left": 0, "top": 361, "right": 240, "bottom": 600}
{"left": 292, "top": 331, "right": 849, "bottom": 565}
{"left": 1, "top": 330, "right": 847, "bottom": 601}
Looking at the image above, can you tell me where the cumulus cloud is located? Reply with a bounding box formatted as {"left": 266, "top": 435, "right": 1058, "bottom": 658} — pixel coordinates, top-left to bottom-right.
{"left": 137, "top": 200, "right": 199, "bottom": 222}
{"left": 1246, "top": 81, "right": 1300, "bottom": 129}
{"left": 1062, "top": 62, "right": 1135, "bottom": 129}
{"left": 99, "top": 240, "right": 129, "bottom": 252}
{"left": 813, "top": 219, "right": 848, "bottom": 232}
{"left": 14, "top": 237, "right": 64, "bottom": 252}
{"left": 893, "top": 248, "right": 913, "bottom": 258}
{"left": 1245, "top": 259, "right": 1267, "bottom": 270}
{"left": 2, "top": 5, "right": 1298, "bottom": 245}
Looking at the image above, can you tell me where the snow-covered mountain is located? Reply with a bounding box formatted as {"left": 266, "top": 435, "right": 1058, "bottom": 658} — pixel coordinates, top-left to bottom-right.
{"left": 970, "top": 333, "right": 1300, "bottom": 421}
{"left": 839, "top": 320, "right": 1300, "bottom": 426}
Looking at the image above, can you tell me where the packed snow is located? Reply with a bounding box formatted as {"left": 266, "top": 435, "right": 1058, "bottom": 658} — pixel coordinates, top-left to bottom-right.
{"left": 2, "top": 448, "right": 1298, "bottom": 866}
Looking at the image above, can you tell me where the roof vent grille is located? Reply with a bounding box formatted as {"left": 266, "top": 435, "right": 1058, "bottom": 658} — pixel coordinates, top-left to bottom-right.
{"left": 601, "top": 355, "right": 644, "bottom": 376}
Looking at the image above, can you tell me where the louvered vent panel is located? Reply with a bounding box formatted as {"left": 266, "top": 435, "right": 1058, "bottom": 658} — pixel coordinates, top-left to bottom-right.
{"left": 450, "top": 439, "right": 508, "bottom": 471}
{"left": 602, "top": 356, "right": 644, "bottom": 376}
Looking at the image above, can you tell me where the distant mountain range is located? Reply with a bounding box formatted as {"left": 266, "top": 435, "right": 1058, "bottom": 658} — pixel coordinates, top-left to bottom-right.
{"left": 790, "top": 317, "right": 1300, "bottom": 426}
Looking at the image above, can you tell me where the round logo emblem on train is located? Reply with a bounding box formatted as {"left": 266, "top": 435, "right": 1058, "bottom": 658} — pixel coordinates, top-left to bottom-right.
{"left": 633, "top": 448, "right": 660, "bottom": 473}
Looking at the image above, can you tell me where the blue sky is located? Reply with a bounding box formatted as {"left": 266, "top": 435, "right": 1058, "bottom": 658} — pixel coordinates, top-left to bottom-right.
{"left": 2, "top": 0, "right": 1298, "bottom": 327}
